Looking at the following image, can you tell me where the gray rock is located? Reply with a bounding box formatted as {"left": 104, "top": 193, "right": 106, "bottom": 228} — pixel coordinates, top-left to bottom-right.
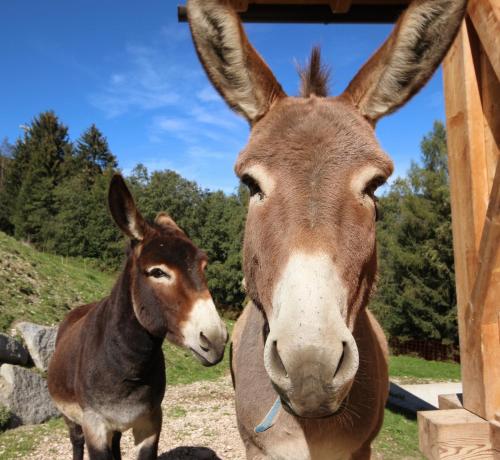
{"left": 0, "top": 364, "right": 59, "bottom": 426}
{"left": 15, "top": 322, "right": 58, "bottom": 371}
{"left": 0, "top": 333, "right": 30, "bottom": 366}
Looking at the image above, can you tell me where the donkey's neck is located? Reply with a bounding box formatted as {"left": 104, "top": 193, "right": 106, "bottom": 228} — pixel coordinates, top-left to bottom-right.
{"left": 104, "top": 265, "right": 164, "bottom": 378}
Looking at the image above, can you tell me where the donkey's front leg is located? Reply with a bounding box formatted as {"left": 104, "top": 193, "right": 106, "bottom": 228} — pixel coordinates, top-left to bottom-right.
{"left": 82, "top": 411, "right": 113, "bottom": 460}
{"left": 133, "top": 405, "right": 162, "bottom": 460}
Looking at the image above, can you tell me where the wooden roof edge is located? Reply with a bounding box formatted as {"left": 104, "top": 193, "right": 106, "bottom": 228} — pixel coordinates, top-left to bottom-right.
{"left": 177, "top": 4, "right": 407, "bottom": 24}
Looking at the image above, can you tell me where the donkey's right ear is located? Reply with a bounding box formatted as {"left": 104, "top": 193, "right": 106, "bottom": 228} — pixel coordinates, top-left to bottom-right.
{"left": 187, "top": 0, "right": 285, "bottom": 125}
{"left": 108, "top": 174, "right": 146, "bottom": 241}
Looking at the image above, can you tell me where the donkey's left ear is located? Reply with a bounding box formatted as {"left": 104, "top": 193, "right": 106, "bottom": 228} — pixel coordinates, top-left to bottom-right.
{"left": 187, "top": 0, "right": 285, "bottom": 125}
{"left": 342, "top": 0, "right": 467, "bottom": 124}
{"left": 108, "top": 174, "right": 147, "bottom": 241}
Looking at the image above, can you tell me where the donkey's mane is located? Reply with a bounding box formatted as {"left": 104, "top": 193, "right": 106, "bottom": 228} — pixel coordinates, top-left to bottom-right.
{"left": 298, "top": 47, "right": 330, "bottom": 98}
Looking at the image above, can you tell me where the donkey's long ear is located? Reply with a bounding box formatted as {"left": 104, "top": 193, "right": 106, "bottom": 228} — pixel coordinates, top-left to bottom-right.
{"left": 187, "top": 0, "right": 285, "bottom": 124}
{"left": 342, "top": 0, "right": 467, "bottom": 124}
{"left": 108, "top": 174, "right": 147, "bottom": 241}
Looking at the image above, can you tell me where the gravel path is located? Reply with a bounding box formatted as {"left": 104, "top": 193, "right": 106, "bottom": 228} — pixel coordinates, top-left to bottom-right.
{"left": 26, "top": 376, "right": 246, "bottom": 459}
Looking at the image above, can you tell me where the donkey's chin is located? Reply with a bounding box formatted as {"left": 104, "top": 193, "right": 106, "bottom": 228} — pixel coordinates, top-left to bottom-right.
{"left": 275, "top": 380, "right": 353, "bottom": 419}
{"left": 189, "top": 346, "right": 225, "bottom": 367}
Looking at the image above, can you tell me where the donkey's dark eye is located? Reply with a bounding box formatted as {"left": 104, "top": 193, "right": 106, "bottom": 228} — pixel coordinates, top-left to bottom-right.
{"left": 241, "top": 174, "right": 264, "bottom": 201}
{"left": 363, "top": 175, "right": 386, "bottom": 198}
{"left": 147, "top": 268, "right": 170, "bottom": 279}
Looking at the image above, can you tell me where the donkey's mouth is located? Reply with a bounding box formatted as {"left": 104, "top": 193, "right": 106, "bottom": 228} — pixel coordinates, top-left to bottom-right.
{"left": 189, "top": 347, "right": 224, "bottom": 367}
{"left": 277, "top": 387, "right": 349, "bottom": 420}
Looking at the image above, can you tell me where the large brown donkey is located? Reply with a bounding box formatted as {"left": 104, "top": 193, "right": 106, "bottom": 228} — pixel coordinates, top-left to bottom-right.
{"left": 48, "top": 174, "right": 228, "bottom": 460}
{"left": 187, "top": 0, "right": 467, "bottom": 458}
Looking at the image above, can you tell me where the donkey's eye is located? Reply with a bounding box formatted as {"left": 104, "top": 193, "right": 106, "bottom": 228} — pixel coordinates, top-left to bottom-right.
{"left": 241, "top": 174, "right": 264, "bottom": 201}
{"left": 363, "top": 175, "right": 386, "bottom": 198}
{"left": 147, "top": 268, "right": 171, "bottom": 279}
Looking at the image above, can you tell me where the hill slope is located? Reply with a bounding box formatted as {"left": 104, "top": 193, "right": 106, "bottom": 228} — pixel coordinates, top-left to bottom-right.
{"left": 0, "top": 231, "right": 113, "bottom": 332}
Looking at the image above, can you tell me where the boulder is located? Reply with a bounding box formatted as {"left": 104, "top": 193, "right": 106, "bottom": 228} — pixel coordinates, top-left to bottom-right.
{"left": 0, "top": 364, "right": 59, "bottom": 426}
{"left": 0, "top": 333, "right": 30, "bottom": 366}
{"left": 15, "top": 322, "right": 58, "bottom": 371}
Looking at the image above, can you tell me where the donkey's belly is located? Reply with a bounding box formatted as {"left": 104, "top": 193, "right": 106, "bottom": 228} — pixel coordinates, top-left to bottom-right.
{"left": 53, "top": 390, "right": 157, "bottom": 433}
{"left": 53, "top": 399, "right": 84, "bottom": 425}
{"left": 97, "top": 398, "right": 153, "bottom": 432}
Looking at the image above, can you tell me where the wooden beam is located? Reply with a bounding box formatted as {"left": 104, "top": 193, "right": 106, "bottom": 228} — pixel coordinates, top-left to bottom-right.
{"left": 443, "top": 18, "right": 491, "bottom": 419}
{"left": 229, "top": 0, "right": 249, "bottom": 12}
{"left": 466, "top": 159, "right": 500, "bottom": 421}
{"left": 438, "top": 394, "right": 463, "bottom": 411}
{"left": 491, "top": 419, "right": 500, "bottom": 458}
{"left": 468, "top": 0, "right": 500, "bottom": 81}
{"left": 177, "top": 4, "right": 407, "bottom": 23}
{"left": 330, "top": 0, "right": 352, "bottom": 13}
{"left": 470, "top": 161, "right": 500, "bottom": 326}
{"left": 418, "top": 409, "right": 496, "bottom": 459}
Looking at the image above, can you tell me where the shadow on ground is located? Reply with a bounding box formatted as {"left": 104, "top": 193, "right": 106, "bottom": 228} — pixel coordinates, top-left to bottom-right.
{"left": 158, "top": 446, "right": 222, "bottom": 459}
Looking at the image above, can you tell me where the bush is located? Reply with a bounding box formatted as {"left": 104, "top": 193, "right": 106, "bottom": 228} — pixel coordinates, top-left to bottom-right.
{"left": 0, "top": 406, "right": 11, "bottom": 431}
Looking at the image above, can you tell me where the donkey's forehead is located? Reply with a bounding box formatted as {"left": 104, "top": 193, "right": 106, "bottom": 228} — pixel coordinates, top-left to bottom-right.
{"left": 139, "top": 234, "right": 206, "bottom": 267}
{"left": 235, "top": 96, "right": 392, "bottom": 176}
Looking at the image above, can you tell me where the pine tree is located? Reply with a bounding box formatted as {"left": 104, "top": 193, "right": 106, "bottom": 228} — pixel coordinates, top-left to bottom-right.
{"left": 0, "top": 138, "right": 15, "bottom": 232}
{"left": 11, "top": 112, "right": 73, "bottom": 245}
{"left": 74, "top": 125, "right": 117, "bottom": 181}
{"left": 372, "top": 121, "right": 457, "bottom": 344}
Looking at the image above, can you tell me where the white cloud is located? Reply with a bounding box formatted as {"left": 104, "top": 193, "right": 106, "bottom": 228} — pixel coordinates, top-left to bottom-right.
{"left": 196, "top": 86, "right": 221, "bottom": 103}
{"left": 187, "top": 146, "right": 226, "bottom": 160}
{"left": 89, "top": 41, "right": 198, "bottom": 117}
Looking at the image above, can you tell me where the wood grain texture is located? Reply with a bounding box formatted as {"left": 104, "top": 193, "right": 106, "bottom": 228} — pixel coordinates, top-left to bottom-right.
{"left": 468, "top": 0, "right": 500, "bottom": 81}
{"left": 490, "top": 419, "right": 500, "bottom": 458}
{"left": 443, "top": 18, "right": 490, "bottom": 420}
{"left": 438, "top": 394, "right": 463, "bottom": 411}
{"left": 330, "top": 0, "right": 352, "bottom": 13}
{"left": 418, "top": 409, "right": 495, "bottom": 459}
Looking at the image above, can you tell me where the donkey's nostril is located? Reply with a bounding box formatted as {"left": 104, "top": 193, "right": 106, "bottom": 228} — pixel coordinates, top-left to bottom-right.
{"left": 334, "top": 343, "right": 347, "bottom": 378}
{"left": 199, "top": 331, "right": 212, "bottom": 352}
{"left": 271, "top": 340, "right": 288, "bottom": 378}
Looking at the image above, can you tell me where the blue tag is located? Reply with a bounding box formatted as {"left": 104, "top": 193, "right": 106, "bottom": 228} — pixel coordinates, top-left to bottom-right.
{"left": 254, "top": 397, "right": 282, "bottom": 433}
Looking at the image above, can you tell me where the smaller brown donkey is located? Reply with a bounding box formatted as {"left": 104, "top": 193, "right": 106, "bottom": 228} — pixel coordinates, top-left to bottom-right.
{"left": 48, "top": 174, "right": 228, "bottom": 460}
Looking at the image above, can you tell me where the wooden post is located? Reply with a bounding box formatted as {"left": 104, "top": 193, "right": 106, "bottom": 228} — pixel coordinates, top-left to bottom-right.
{"left": 418, "top": 3, "right": 500, "bottom": 458}
{"left": 443, "top": 17, "right": 491, "bottom": 421}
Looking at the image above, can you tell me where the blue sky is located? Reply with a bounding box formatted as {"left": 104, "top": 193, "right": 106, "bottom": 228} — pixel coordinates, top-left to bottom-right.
{"left": 1, "top": 1, "right": 445, "bottom": 194}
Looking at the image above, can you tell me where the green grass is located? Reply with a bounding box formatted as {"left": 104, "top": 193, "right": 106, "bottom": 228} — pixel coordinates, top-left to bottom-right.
{"left": 0, "top": 417, "right": 65, "bottom": 460}
{"left": 389, "top": 355, "right": 460, "bottom": 383}
{"left": 374, "top": 409, "right": 424, "bottom": 459}
{"left": 0, "top": 231, "right": 113, "bottom": 332}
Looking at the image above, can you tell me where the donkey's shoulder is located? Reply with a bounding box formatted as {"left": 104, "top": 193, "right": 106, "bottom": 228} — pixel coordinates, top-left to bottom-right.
{"left": 56, "top": 301, "right": 100, "bottom": 345}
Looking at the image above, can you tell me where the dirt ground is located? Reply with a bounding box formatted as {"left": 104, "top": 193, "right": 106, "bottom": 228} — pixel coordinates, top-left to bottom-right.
{"left": 26, "top": 376, "right": 246, "bottom": 459}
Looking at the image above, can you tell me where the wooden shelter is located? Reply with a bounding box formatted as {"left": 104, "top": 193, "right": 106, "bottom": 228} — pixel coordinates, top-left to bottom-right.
{"left": 179, "top": 1, "right": 500, "bottom": 458}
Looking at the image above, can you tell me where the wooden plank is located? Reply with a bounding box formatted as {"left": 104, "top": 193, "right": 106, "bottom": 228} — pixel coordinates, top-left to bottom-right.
{"left": 467, "top": 160, "right": 500, "bottom": 420}
{"left": 468, "top": 0, "right": 500, "bottom": 81}
{"left": 438, "top": 393, "right": 463, "bottom": 410}
{"left": 443, "top": 19, "right": 490, "bottom": 419}
{"left": 418, "top": 409, "right": 495, "bottom": 459}
{"left": 229, "top": 0, "right": 249, "bottom": 12}
{"left": 471, "top": 161, "right": 500, "bottom": 326}
{"left": 480, "top": 43, "right": 500, "bottom": 192}
{"left": 330, "top": 0, "right": 352, "bottom": 13}
{"left": 490, "top": 419, "right": 500, "bottom": 458}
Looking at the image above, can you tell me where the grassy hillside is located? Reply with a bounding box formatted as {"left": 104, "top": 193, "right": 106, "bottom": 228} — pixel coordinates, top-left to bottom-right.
{"left": 0, "top": 231, "right": 113, "bottom": 332}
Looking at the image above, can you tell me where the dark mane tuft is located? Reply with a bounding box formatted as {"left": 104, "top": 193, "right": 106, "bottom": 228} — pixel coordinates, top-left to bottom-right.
{"left": 299, "top": 47, "right": 330, "bottom": 98}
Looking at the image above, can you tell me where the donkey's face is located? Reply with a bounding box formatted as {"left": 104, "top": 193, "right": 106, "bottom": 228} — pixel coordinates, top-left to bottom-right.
{"left": 235, "top": 98, "right": 393, "bottom": 415}
{"left": 109, "top": 175, "right": 227, "bottom": 366}
{"left": 188, "top": 0, "right": 465, "bottom": 415}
